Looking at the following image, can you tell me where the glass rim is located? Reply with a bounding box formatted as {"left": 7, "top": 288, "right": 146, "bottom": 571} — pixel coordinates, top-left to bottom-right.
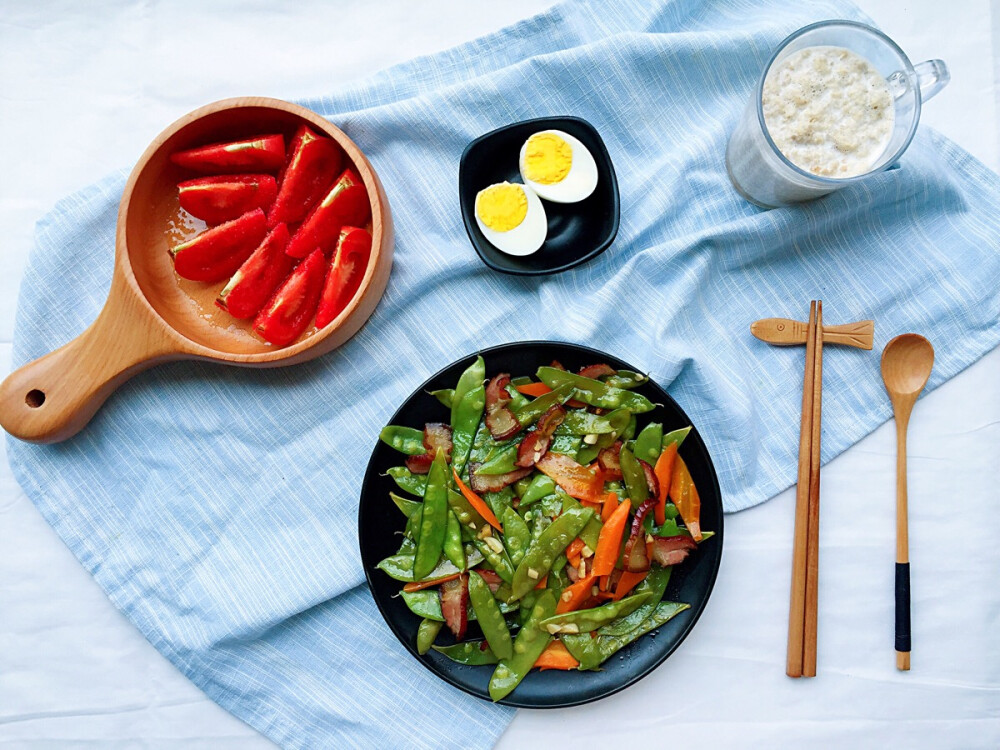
{"left": 754, "top": 19, "right": 921, "bottom": 185}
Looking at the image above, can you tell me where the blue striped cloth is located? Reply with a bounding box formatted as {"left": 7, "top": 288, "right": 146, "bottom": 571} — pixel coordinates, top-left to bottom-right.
{"left": 8, "top": 0, "right": 1000, "bottom": 746}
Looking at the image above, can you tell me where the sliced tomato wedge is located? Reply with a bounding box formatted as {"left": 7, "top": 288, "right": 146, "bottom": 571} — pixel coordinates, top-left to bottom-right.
{"left": 178, "top": 174, "right": 277, "bottom": 225}
{"left": 285, "top": 168, "right": 371, "bottom": 259}
{"left": 269, "top": 125, "right": 344, "bottom": 227}
{"left": 252, "top": 248, "right": 325, "bottom": 346}
{"left": 169, "top": 208, "right": 267, "bottom": 282}
{"left": 171, "top": 134, "right": 285, "bottom": 173}
{"left": 314, "top": 227, "right": 372, "bottom": 328}
{"left": 534, "top": 452, "right": 603, "bottom": 503}
{"left": 216, "top": 223, "right": 294, "bottom": 319}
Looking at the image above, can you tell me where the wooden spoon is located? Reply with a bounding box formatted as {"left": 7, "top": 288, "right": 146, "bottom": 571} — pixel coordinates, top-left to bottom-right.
{"left": 0, "top": 97, "right": 394, "bottom": 444}
{"left": 880, "top": 333, "right": 934, "bottom": 671}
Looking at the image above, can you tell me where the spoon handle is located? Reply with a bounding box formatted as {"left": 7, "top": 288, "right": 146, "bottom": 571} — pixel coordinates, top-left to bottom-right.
{"left": 895, "top": 415, "right": 911, "bottom": 670}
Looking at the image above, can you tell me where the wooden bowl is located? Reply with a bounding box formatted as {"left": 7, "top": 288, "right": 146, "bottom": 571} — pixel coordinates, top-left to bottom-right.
{"left": 0, "top": 97, "right": 393, "bottom": 444}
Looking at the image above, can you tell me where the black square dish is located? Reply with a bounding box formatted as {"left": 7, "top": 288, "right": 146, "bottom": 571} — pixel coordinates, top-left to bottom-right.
{"left": 459, "top": 117, "right": 620, "bottom": 276}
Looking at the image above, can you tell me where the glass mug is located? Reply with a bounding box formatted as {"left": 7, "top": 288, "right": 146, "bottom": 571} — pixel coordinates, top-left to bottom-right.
{"left": 726, "top": 20, "right": 949, "bottom": 208}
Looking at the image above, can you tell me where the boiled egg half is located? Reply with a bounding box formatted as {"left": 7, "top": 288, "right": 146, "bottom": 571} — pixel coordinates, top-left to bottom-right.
{"left": 474, "top": 181, "right": 547, "bottom": 256}
{"left": 519, "top": 130, "right": 598, "bottom": 203}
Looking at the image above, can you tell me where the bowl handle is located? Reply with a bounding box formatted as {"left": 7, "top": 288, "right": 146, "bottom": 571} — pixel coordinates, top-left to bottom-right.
{"left": 0, "top": 281, "right": 179, "bottom": 444}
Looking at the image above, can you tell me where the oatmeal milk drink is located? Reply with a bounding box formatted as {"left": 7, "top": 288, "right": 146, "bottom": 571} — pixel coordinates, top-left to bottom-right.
{"left": 726, "top": 21, "right": 949, "bottom": 208}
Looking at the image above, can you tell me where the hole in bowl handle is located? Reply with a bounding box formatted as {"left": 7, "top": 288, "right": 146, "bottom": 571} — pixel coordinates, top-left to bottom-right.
{"left": 914, "top": 59, "right": 949, "bottom": 103}
{"left": 0, "top": 290, "right": 177, "bottom": 444}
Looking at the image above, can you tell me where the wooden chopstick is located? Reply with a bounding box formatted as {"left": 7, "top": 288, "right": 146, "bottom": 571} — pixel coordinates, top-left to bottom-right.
{"left": 787, "top": 301, "right": 817, "bottom": 678}
{"left": 802, "top": 301, "right": 823, "bottom": 677}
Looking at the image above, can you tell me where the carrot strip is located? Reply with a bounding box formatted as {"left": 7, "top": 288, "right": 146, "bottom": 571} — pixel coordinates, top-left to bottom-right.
{"left": 514, "top": 382, "right": 585, "bottom": 407}
{"left": 601, "top": 492, "right": 620, "bottom": 523}
{"left": 669, "top": 455, "right": 702, "bottom": 541}
{"left": 515, "top": 382, "right": 552, "bottom": 397}
{"left": 592, "top": 499, "right": 631, "bottom": 578}
{"left": 653, "top": 443, "right": 678, "bottom": 526}
{"left": 452, "top": 468, "right": 503, "bottom": 532}
{"left": 534, "top": 640, "right": 580, "bottom": 671}
{"left": 566, "top": 538, "right": 586, "bottom": 565}
{"left": 402, "top": 572, "right": 461, "bottom": 592}
{"left": 533, "top": 574, "right": 549, "bottom": 590}
{"left": 613, "top": 570, "right": 648, "bottom": 600}
{"left": 555, "top": 573, "right": 599, "bottom": 614}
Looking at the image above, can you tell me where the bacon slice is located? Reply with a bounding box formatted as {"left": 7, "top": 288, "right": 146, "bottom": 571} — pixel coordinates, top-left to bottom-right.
{"left": 639, "top": 458, "right": 660, "bottom": 498}
{"left": 650, "top": 535, "right": 698, "bottom": 567}
{"left": 578, "top": 363, "right": 616, "bottom": 379}
{"left": 404, "top": 423, "right": 453, "bottom": 473}
{"left": 423, "top": 422, "right": 453, "bottom": 460}
{"left": 485, "top": 373, "right": 522, "bottom": 440}
{"left": 440, "top": 573, "right": 469, "bottom": 640}
{"left": 405, "top": 453, "right": 434, "bottom": 474}
{"left": 515, "top": 404, "right": 566, "bottom": 468}
{"left": 623, "top": 499, "right": 655, "bottom": 572}
{"left": 597, "top": 440, "right": 624, "bottom": 479}
{"left": 535, "top": 452, "right": 604, "bottom": 503}
{"left": 469, "top": 463, "right": 533, "bottom": 493}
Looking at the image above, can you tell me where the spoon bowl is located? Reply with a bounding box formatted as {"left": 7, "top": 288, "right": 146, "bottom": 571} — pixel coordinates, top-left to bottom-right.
{"left": 881, "top": 333, "right": 935, "bottom": 401}
{"left": 0, "top": 97, "right": 394, "bottom": 444}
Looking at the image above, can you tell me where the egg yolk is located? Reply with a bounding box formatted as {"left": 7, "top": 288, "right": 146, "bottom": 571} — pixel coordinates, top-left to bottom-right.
{"left": 522, "top": 132, "right": 573, "bottom": 184}
{"left": 476, "top": 183, "right": 528, "bottom": 232}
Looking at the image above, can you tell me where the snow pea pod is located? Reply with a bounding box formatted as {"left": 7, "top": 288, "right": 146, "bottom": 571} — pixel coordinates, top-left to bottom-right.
{"left": 558, "top": 410, "right": 617, "bottom": 435}
{"left": 510, "top": 506, "right": 594, "bottom": 600}
{"left": 634, "top": 422, "right": 663, "bottom": 464}
{"left": 662, "top": 426, "right": 692, "bottom": 449}
{"left": 472, "top": 536, "right": 515, "bottom": 584}
{"left": 558, "top": 493, "right": 603, "bottom": 551}
{"left": 536, "top": 367, "right": 655, "bottom": 413}
{"left": 376, "top": 546, "right": 483, "bottom": 582}
{"left": 452, "top": 384, "right": 485, "bottom": 476}
{"left": 519, "top": 475, "right": 556, "bottom": 506}
{"left": 413, "top": 450, "right": 449, "bottom": 579}
{"left": 433, "top": 640, "right": 498, "bottom": 666}
{"left": 619, "top": 445, "right": 648, "bottom": 508}
{"left": 576, "top": 408, "right": 631, "bottom": 464}
{"left": 513, "top": 383, "right": 574, "bottom": 427}
{"left": 476, "top": 443, "right": 519, "bottom": 475}
{"left": 390, "top": 491, "right": 421, "bottom": 519}
{"left": 541, "top": 591, "right": 653, "bottom": 634}
{"left": 489, "top": 589, "right": 557, "bottom": 701}
{"left": 387, "top": 466, "right": 426, "bottom": 496}
{"left": 601, "top": 567, "right": 672, "bottom": 636}
{"left": 468, "top": 569, "right": 514, "bottom": 661}
{"left": 430, "top": 388, "right": 454, "bottom": 409}
{"left": 451, "top": 355, "right": 485, "bottom": 425}
{"left": 447, "top": 488, "right": 486, "bottom": 531}
{"left": 402, "top": 589, "right": 519, "bottom": 621}
{"left": 417, "top": 618, "right": 443, "bottom": 655}
{"left": 501, "top": 506, "right": 530, "bottom": 568}
{"left": 550, "top": 434, "right": 583, "bottom": 457}
{"left": 379, "top": 425, "right": 427, "bottom": 456}
{"left": 444, "top": 511, "right": 466, "bottom": 570}
{"left": 562, "top": 601, "right": 690, "bottom": 670}
{"left": 604, "top": 370, "right": 649, "bottom": 389}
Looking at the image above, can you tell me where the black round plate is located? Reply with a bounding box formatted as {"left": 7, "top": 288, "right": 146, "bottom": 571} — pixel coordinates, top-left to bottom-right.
{"left": 358, "top": 341, "right": 723, "bottom": 708}
{"left": 458, "top": 117, "right": 620, "bottom": 276}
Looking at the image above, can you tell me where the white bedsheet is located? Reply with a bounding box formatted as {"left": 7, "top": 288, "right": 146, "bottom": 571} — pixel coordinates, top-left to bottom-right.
{"left": 0, "top": 1, "right": 997, "bottom": 747}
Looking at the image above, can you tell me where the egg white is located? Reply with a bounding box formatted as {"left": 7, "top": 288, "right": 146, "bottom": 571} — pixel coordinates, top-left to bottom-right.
{"left": 518, "top": 130, "right": 599, "bottom": 203}
{"left": 474, "top": 182, "right": 547, "bottom": 256}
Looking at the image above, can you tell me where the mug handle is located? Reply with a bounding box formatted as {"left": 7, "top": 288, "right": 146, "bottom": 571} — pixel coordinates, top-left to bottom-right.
{"left": 914, "top": 59, "right": 949, "bottom": 103}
